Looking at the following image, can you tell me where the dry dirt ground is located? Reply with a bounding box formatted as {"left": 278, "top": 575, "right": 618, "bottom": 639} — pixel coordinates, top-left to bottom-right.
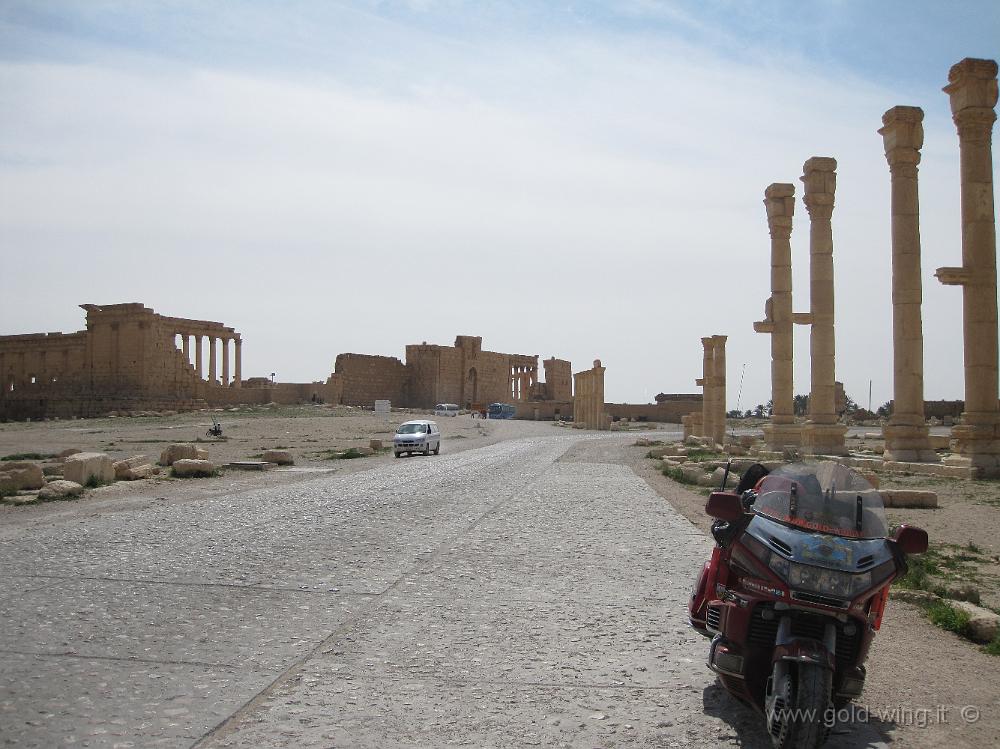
{"left": 2, "top": 411, "right": 999, "bottom": 747}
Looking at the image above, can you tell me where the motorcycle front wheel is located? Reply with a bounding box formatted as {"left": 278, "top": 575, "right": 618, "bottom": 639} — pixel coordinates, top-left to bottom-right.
{"left": 767, "top": 662, "right": 832, "bottom": 749}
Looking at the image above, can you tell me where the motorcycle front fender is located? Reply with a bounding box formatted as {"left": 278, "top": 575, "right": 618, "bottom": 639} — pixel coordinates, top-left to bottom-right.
{"left": 772, "top": 637, "right": 835, "bottom": 671}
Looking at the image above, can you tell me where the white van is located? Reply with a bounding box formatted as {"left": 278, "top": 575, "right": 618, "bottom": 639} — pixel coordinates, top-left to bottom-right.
{"left": 434, "top": 403, "right": 460, "bottom": 417}
{"left": 393, "top": 420, "right": 441, "bottom": 457}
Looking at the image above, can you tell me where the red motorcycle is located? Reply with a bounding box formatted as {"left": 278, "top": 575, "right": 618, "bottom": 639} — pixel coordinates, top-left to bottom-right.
{"left": 689, "top": 461, "right": 927, "bottom": 748}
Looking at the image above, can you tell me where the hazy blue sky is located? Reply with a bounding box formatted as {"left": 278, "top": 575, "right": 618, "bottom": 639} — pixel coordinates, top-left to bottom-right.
{"left": 1, "top": 1, "right": 998, "bottom": 409}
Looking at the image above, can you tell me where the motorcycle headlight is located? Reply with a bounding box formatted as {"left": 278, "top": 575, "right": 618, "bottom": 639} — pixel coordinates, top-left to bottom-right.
{"left": 787, "top": 562, "right": 858, "bottom": 598}
{"left": 768, "top": 554, "right": 790, "bottom": 579}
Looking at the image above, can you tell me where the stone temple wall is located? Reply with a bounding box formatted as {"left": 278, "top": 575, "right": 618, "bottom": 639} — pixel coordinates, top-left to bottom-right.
{"left": 1, "top": 303, "right": 241, "bottom": 420}
{"left": 543, "top": 358, "right": 572, "bottom": 402}
{"left": 605, "top": 398, "right": 702, "bottom": 423}
{"left": 333, "top": 353, "right": 408, "bottom": 407}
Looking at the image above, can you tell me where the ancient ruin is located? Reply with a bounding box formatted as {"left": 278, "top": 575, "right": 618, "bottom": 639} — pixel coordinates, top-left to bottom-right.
{"left": 573, "top": 360, "right": 607, "bottom": 430}
{"left": 879, "top": 105, "right": 938, "bottom": 462}
{"left": 799, "top": 157, "right": 848, "bottom": 456}
{"left": 0, "top": 304, "right": 582, "bottom": 421}
{"left": 0, "top": 303, "right": 265, "bottom": 420}
{"left": 754, "top": 183, "right": 801, "bottom": 450}
{"left": 687, "top": 335, "right": 726, "bottom": 444}
{"left": 936, "top": 58, "right": 1000, "bottom": 472}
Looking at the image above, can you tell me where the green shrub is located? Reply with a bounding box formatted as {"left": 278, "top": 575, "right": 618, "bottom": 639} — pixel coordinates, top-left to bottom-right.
{"left": 2, "top": 452, "right": 55, "bottom": 461}
{"left": 339, "top": 448, "right": 364, "bottom": 459}
{"left": 894, "top": 551, "right": 941, "bottom": 591}
{"left": 924, "top": 600, "right": 972, "bottom": 638}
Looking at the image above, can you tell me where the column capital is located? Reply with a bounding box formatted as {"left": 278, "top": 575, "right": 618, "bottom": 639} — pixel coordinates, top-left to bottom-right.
{"left": 944, "top": 58, "right": 998, "bottom": 114}
{"left": 953, "top": 107, "right": 997, "bottom": 143}
{"left": 879, "top": 105, "right": 924, "bottom": 167}
{"left": 801, "top": 157, "right": 837, "bottom": 218}
{"left": 764, "top": 183, "right": 795, "bottom": 237}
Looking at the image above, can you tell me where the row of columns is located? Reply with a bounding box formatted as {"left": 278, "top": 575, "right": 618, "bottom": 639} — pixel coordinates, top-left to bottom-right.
{"left": 696, "top": 336, "right": 727, "bottom": 446}
{"left": 752, "top": 58, "right": 996, "bottom": 466}
{"left": 511, "top": 365, "right": 537, "bottom": 401}
{"left": 753, "top": 158, "right": 847, "bottom": 455}
{"left": 178, "top": 333, "right": 242, "bottom": 388}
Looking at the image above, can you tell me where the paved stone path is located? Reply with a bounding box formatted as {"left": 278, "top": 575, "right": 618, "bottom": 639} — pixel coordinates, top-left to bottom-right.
{"left": 0, "top": 433, "right": 885, "bottom": 747}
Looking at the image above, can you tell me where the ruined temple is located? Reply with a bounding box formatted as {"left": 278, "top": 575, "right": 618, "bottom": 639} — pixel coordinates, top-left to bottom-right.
{"left": 0, "top": 304, "right": 574, "bottom": 420}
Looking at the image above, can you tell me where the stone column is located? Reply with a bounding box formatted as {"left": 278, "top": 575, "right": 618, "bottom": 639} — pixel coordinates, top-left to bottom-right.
{"left": 880, "top": 106, "right": 938, "bottom": 462}
{"left": 222, "top": 338, "right": 230, "bottom": 387}
{"left": 711, "top": 335, "right": 727, "bottom": 446}
{"left": 182, "top": 334, "right": 190, "bottom": 362}
{"left": 755, "top": 183, "right": 801, "bottom": 450}
{"left": 800, "top": 157, "right": 847, "bottom": 455}
{"left": 936, "top": 58, "right": 1000, "bottom": 471}
{"left": 195, "top": 335, "right": 203, "bottom": 380}
{"left": 234, "top": 338, "right": 242, "bottom": 388}
{"left": 699, "top": 337, "right": 714, "bottom": 441}
{"left": 208, "top": 336, "right": 217, "bottom": 385}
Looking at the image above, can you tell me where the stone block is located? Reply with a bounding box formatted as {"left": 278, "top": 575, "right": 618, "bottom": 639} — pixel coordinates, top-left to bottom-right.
{"left": 710, "top": 466, "right": 738, "bottom": 489}
{"left": 63, "top": 453, "right": 114, "bottom": 486}
{"left": 113, "top": 455, "right": 148, "bottom": 480}
{"left": 0, "top": 462, "right": 45, "bottom": 490}
{"left": 880, "top": 489, "right": 938, "bottom": 508}
{"left": 928, "top": 435, "right": 951, "bottom": 450}
{"left": 57, "top": 448, "right": 81, "bottom": 459}
{"left": 42, "top": 464, "right": 63, "bottom": 477}
{"left": 114, "top": 456, "right": 158, "bottom": 480}
{"left": 262, "top": 450, "right": 294, "bottom": 466}
{"left": 38, "top": 480, "right": 85, "bottom": 500}
{"left": 171, "top": 459, "right": 216, "bottom": 478}
{"left": 369, "top": 439, "right": 383, "bottom": 451}
{"left": 159, "top": 444, "right": 201, "bottom": 466}
{"left": 950, "top": 601, "right": 1000, "bottom": 643}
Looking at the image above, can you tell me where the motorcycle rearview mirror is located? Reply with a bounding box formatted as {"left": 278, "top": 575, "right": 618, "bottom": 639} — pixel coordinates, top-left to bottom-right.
{"left": 705, "top": 491, "right": 744, "bottom": 522}
{"left": 892, "top": 524, "right": 929, "bottom": 555}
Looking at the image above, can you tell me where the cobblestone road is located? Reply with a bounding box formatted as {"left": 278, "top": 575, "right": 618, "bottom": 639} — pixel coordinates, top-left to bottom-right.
{"left": 0, "top": 433, "right": 885, "bottom": 747}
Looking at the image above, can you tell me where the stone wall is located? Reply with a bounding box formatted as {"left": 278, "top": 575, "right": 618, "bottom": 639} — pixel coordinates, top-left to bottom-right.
{"left": 1, "top": 303, "right": 243, "bottom": 420}
{"left": 405, "top": 336, "right": 537, "bottom": 409}
{"left": 543, "top": 358, "right": 572, "bottom": 402}
{"left": 606, "top": 398, "right": 702, "bottom": 423}
{"left": 333, "top": 353, "right": 407, "bottom": 406}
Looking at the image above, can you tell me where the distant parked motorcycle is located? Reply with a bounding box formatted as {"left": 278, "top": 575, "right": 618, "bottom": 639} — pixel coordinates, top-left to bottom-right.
{"left": 689, "top": 461, "right": 927, "bottom": 748}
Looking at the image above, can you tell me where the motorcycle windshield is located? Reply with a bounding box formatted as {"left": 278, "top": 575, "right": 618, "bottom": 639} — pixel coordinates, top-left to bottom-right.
{"left": 752, "top": 462, "right": 889, "bottom": 539}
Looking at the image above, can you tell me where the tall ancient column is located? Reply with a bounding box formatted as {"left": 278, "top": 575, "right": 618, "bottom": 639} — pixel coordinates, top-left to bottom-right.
{"left": 222, "top": 338, "right": 230, "bottom": 387}
{"left": 234, "top": 338, "right": 242, "bottom": 388}
{"left": 711, "top": 335, "right": 727, "bottom": 445}
{"left": 754, "top": 183, "right": 801, "bottom": 450}
{"left": 700, "top": 337, "right": 714, "bottom": 441}
{"left": 880, "top": 106, "right": 938, "bottom": 462}
{"left": 800, "top": 157, "right": 847, "bottom": 455}
{"left": 936, "top": 58, "right": 1000, "bottom": 471}
{"left": 594, "top": 359, "right": 606, "bottom": 430}
{"left": 195, "top": 335, "right": 203, "bottom": 380}
{"left": 208, "top": 336, "right": 217, "bottom": 385}
{"left": 182, "top": 334, "right": 190, "bottom": 362}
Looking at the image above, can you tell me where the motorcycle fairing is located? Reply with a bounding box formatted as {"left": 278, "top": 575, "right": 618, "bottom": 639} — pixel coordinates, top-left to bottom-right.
{"left": 744, "top": 516, "right": 894, "bottom": 574}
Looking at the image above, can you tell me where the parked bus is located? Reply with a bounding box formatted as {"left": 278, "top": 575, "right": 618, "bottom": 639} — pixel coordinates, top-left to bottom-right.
{"left": 487, "top": 402, "right": 516, "bottom": 419}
